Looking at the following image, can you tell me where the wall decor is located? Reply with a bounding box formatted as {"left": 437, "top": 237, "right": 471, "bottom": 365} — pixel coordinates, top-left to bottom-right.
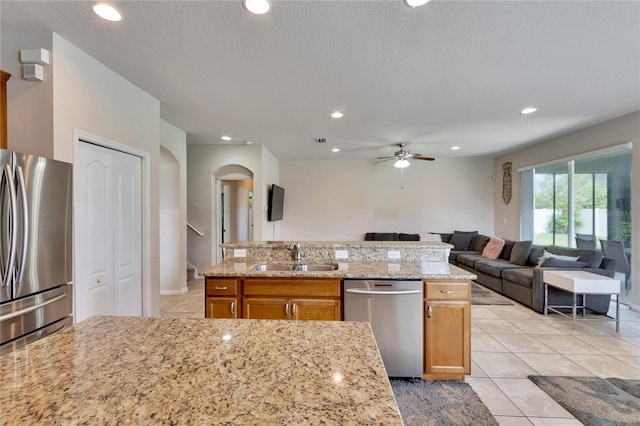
{"left": 502, "top": 162, "right": 512, "bottom": 204}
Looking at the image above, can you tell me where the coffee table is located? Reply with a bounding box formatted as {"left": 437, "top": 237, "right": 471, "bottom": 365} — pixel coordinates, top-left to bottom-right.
{"left": 543, "top": 270, "right": 620, "bottom": 331}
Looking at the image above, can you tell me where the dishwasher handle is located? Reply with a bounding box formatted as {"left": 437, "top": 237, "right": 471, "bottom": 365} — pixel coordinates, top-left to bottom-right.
{"left": 345, "top": 288, "right": 422, "bottom": 296}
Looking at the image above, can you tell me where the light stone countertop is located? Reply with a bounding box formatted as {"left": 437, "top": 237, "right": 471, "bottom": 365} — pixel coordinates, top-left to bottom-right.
{"left": 200, "top": 259, "right": 476, "bottom": 280}
{"left": 0, "top": 316, "right": 403, "bottom": 425}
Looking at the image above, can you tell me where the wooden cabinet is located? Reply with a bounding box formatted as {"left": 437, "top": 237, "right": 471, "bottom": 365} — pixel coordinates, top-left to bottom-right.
{"left": 0, "top": 70, "right": 10, "bottom": 150}
{"left": 423, "top": 280, "right": 471, "bottom": 381}
{"left": 243, "top": 278, "right": 342, "bottom": 321}
{"left": 205, "top": 277, "right": 241, "bottom": 318}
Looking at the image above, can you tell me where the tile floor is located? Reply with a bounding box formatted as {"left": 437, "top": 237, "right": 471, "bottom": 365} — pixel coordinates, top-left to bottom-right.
{"left": 161, "top": 280, "right": 640, "bottom": 426}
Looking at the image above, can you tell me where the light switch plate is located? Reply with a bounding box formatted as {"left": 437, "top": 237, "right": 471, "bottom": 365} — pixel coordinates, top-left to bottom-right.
{"left": 233, "top": 249, "right": 247, "bottom": 258}
{"left": 335, "top": 250, "right": 349, "bottom": 259}
{"left": 388, "top": 250, "right": 401, "bottom": 259}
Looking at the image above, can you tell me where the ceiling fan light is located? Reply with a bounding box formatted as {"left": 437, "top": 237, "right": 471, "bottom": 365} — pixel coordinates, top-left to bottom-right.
{"left": 394, "top": 159, "right": 410, "bottom": 168}
{"left": 405, "top": 0, "right": 430, "bottom": 8}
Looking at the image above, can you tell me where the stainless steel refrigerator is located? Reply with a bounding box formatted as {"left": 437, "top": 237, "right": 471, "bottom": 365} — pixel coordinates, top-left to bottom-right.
{"left": 0, "top": 149, "right": 73, "bottom": 354}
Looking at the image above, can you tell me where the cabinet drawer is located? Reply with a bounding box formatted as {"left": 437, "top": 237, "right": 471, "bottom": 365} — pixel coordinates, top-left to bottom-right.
{"left": 206, "top": 278, "right": 239, "bottom": 296}
{"left": 243, "top": 278, "right": 341, "bottom": 297}
{"left": 425, "top": 281, "right": 470, "bottom": 301}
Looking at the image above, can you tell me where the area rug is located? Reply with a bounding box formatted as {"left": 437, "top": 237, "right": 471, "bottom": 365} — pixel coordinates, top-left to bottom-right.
{"left": 529, "top": 376, "right": 640, "bottom": 426}
{"left": 390, "top": 379, "right": 498, "bottom": 426}
{"left": 471, "top": 282, "right": 513, "bottom": 305}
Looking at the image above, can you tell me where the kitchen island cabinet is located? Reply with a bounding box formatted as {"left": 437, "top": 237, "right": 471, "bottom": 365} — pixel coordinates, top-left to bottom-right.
{"left": 205, "top": 277, "right": 241, "bottom": 318}
{"left": 0, "top": 316, "right": 402, "bottom": 424}
{"left": 423, "top": 279, "right": 471, "bottom": 381}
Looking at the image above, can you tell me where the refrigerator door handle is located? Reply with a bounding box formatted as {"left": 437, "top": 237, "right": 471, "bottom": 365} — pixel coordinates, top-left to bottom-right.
{"left": 1, "top": 164, "right": 18, "bottom": 287}
{"left": 0, "top": 293, "right": 66, "bottom": 321}
{"left": 15, "top": 166, "right": 28, "bottom": 286}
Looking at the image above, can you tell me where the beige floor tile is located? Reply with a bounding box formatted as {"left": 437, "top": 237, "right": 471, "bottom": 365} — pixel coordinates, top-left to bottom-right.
{"left": 586, "top": 320, "right": 640, "bottom": 337}
{"left": 472, "top": 352, "right": 538, "bottom": 378}
{"left": 614, "top": 355, "right": 640, "bottom": 369}
{"left": 528, "top": 418, "right": 582, "bottom": 426}
{"left": 473, "top": 319, "right": 526, "bottom": 334}
{"left": 495, "top": 416, "right": 532, "bottom": 425}
{"left": 465, "top": 377, "right": 523, "bottom": 417}
{"left": 473, "top": 333, "right": 510, "bottom": 352}
{"left": 619, "top": 335, "right": 640, "bottom": 346}
{"left": 530, "top": 334, "right": 604, "bottom": 355}
{"left": 510, "top": 320, "right": 565, "bottom": 335}
{"left": 574, "top": 335, "right": 640, "bottom": 356}
{"left": 471, "top": 306, "right": 503, "bottom": 319}
{"left": 514, "top": 353, "right": 592, "bottom": 377}
{"left": 491, "top": 334, "right": 556, "bottom": 354}
{"left": 472, "top": 321, "right": 488, "bottom": 333}
{"left": 161, "top": 311, "right": 196, "bottom": 318}
{"left": 539, "top": 318, "right": 610, "bottom": 336}
{"left": 492, "top": 378, "right": 574, "bottom": 418}
{"left": 468, "top": 360, "right": 488, "bottom": 378}
{"left": 490, "top": 306, "right": 540, "bottom": 320}
{"left": 564, "top": 354, "right": 640, "bottom": 379}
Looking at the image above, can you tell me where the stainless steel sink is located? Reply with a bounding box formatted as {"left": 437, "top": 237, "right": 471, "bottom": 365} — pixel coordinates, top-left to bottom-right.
{"left": 251, "top": 263, "right": 339, "bottom": 272}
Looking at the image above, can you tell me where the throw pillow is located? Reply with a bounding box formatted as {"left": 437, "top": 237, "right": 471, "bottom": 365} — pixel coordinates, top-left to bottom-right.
{"left": 399, "top": 233, "right": 420, "bottom": 241}
{"left": 472, "top": 234, "right": 491, "bottom": 252}
{"left": 482, "top": 236, "right": 505, "bottom": 259}
{"left": 540, "top": 257, "right": 588, "bottom": 268}
{"left": 454, "top": 230, "right": 479, "bottom": 251}
{"left": 500, "top": 239, "right": 517, "bottom": 260}
{"left": 439, "top": 233, "right": 453, "bottom": 243}
{"left": 450, "top": 234, "right": 473, "bottom": 251}
{"left": 510, "top": 240, "right": 533, "bottom": 266}
{"left": 537, "top": 249, "right": 580, "bottom": 266}
{"left": 419, "top": 233, "right": 442, "bottom": 242}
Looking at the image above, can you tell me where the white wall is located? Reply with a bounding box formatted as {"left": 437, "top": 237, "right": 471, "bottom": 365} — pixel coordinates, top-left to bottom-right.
{"left": 278, "top": 157, "right": 495, "bottom": 241}
{"left": 160, "top": 121, "right": 187, "bottom": 295}
{"left": 494, "top": 112, "right": 640, "bottom": 310}
{"left": 187, "top": 143, "right": 277, "bottom": 270}
{"left": 3, "top": 32, "right": 54, "bottom": 157}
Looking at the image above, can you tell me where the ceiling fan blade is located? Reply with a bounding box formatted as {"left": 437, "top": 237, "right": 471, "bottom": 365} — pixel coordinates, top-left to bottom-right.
{"left": 413, "top": 155, "right": 435, "bottom": 161}
{"left": 374, "top": 157, "right": 394, "bottom": 164}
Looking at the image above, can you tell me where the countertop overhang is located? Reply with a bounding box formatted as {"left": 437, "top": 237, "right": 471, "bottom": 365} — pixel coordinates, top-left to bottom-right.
{"left": 0, "top": 316, "right": 403, "bottom": 424}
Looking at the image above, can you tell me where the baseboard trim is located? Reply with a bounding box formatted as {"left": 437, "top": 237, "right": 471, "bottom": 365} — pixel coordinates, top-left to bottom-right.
{"left": 160, "top": 286, "right": 189, "bottom": 296}
{"left": 629, "top": 303, "right": 640, "bottom": 313}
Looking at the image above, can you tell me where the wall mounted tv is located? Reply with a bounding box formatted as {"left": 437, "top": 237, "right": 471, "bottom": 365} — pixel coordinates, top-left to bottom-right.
{"left": 268, "top": 184, "right": 285, "bottom": 221}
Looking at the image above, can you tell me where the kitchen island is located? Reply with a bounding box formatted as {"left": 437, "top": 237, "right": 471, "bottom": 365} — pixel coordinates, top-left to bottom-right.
{"left": 0, "top": 316, "right": 402, "bottom": 424}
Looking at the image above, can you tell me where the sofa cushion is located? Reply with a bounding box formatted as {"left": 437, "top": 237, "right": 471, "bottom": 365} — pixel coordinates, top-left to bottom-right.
{"left": 510, "top": 240, "right": 533, "bottom": 266}
{"left": 546, "top": 245, "right": 601, "bottom": 268}
{"left": 474, "top": 258, "right": 522, "bottom": 278}
{"left": 502, "top": 268, "right": 534, "bottom": 289}
{"left": 364, "top": 233, "right": 375, "bottom": 241}
{"left": 482, "top": 236, "right": 505, "bottom": 259}
{"left": 454, "top": 230, "right": 478, "bottom": 250}
{"left": 473, "top": 234, "right": 491, "bottom": 252}
{"left": 540, "top": 257, "right": 587, "bottom": 268}
{"left": 457, "top": 252, "right": 484, "bottom": 268}
{"left": 439, "top": 233, "right": 453, "bottom": 243}
{"left": 528, "top": 245, "right": 546, "bottom": 266}
{"left": 537, "top": 249, "right": 579, "bottom": 265}
{"left": 373, "top": 233, "right": 399, "bottom": 241}
{"left": 450, "top": 233, "right": 473, "bottom": 251}
{"left": 420, "top": 233, "right": 442, "bottom": 242}
{"left": 399, "top": 233, "right": 419, "bottom": 241}
{"left": 500, "top": 239, "right": 517, "bottom": 260}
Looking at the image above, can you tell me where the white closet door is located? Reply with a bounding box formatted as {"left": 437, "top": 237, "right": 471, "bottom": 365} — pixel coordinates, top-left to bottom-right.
{"left": 76, "top": 142, "right": 142, "bottom": 322}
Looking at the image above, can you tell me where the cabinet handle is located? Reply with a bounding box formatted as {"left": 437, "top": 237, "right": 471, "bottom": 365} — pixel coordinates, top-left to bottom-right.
{"left": 214, "top": 286, "right": 228, "bottom": 290}
{"left": 440, "top": 289, "right": 455, "bottom": 294}
{"left": 427, "top": 305, "right": 432, "bottom": 318}
{"left": 285, "top": 303, "right": 290, "bottom": 316}
{"left": 292, "top": 303, "right": 298, "bottom": 316}
{"left": 230, "top": 301, "right": 235, "bottom": 315}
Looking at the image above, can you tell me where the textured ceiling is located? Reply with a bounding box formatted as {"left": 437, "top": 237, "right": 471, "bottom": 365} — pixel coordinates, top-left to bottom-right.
{"left": 1, "top": 1, "right": 639, "bottom": 161}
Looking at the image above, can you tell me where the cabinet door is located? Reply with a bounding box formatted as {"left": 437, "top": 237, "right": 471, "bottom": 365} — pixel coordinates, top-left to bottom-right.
{"left": 243, "top": 298, "right": 289, "bottom": 320}
{"left": 206, "top": 296, "right": 239, "bottom": 319}
{"left": 424, "top": 301, "right": 470, "bottom": 378}
{"left": 291, "top": 299, "right": 341, "bottom": 321}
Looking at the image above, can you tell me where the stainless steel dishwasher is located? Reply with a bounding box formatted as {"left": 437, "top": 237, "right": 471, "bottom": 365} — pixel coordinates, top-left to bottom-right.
{"left": 343, "top": 279, "right": 423, "bottom": 378}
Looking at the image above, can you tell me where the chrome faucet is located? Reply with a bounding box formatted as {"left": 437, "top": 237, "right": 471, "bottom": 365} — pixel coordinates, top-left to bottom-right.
{"left": 289, "top": 242, "right": 302, "bottom": 262}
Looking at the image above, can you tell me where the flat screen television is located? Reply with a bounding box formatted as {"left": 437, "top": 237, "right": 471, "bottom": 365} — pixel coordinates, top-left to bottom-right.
{"left": 268, "top": 184, "right": 285, "bottom": 221}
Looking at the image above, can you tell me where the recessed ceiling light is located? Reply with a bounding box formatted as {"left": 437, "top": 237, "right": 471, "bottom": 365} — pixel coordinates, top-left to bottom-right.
{"left": 332, "top": 147, "right": 340, "bottom": 152}
{"left": 243, "top": 0, "right": 270, "bottom": 15}
{"left": 330, "top": 111, "right": 343, "bottom": 119}
{"left": 245, "top": 140, "right": 252, "bottom": 145}
{"left": 405, "top": 0, "right": 431, "bottom": 8}
{"left": 521, "top": 107, "right": 538, "bottom": 114}
{"left": 92, "top": 3, "right": 122, "bottom": 22}
{"left": 221, "top": 136, "right": 232, "bottom": 141}
{"left": 450, "top": 146, "right": 460, "bottom": 151}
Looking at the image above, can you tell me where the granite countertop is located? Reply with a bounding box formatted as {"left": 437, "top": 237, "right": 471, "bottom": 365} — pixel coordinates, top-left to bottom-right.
{"left": 0, "top": 316, "right": 403, "bottom": 425}
{"left": 201, "top": 259, "right": 476, "bottom": 280}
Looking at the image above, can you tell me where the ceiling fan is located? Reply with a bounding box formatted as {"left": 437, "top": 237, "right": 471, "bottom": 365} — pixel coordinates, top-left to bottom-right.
{"left": 374, "top": 143, "right": 435, "bottom": 168}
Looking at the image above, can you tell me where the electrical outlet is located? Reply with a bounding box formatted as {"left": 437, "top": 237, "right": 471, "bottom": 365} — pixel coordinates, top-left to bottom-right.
{"left": 335, "top": 250, "right": 349, "bottom": 259}
{"left": 388, "top": 251, "right": 401, "bottom": 259}
{"left": 388, "top": 263, "right": 401, "bottom": 272}
{"left": 233, "top": 249, "right": 247, "bottom": 258}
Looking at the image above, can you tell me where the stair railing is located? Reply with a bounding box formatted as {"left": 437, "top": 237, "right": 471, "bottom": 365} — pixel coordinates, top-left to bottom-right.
{"left": 187, "top": 222, "right": 204, "bottom": 236}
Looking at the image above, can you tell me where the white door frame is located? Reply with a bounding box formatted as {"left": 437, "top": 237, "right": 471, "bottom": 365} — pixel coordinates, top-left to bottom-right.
{"left": 73, "top": 130, "right": 152, "bottom": 318}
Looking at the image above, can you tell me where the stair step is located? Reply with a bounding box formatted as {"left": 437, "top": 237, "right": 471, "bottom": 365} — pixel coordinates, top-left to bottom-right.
{"left": 187, "top": 268, "right": 196, "bottom": 281}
